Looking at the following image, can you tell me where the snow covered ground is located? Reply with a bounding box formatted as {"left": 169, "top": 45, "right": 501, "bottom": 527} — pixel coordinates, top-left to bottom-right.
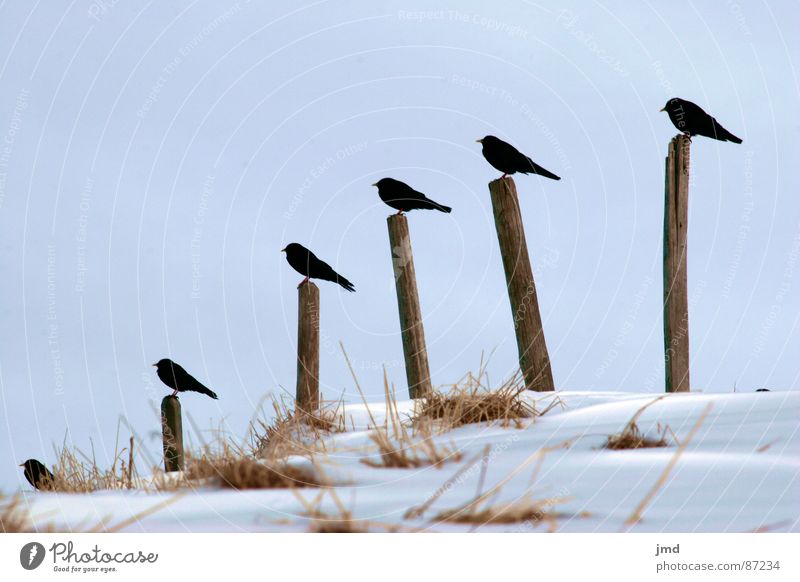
{"left": 19, "top": 390, "right": 800, "bottom": 532}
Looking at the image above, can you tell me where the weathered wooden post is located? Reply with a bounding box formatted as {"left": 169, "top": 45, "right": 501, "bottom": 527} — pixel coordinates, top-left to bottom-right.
{"left": 387, "top": 214, "right": 433, "bottom": 399}
{"left": 160, "top": 396, "right": 184, "bottom": 472}
{"left": 663, "top": 135, "right": 691, "bottom": 392}
{"left": 489, "top": 177, "right": 554, "bottom": 391}
{"left": 296, "top": 281, "right": 321, "bottom": 410}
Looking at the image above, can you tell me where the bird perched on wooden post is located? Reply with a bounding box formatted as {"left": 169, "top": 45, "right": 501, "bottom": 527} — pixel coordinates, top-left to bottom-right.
{"left": 372, "top": 178, "right": 452, "bottom": 215}
{"left": 660, "top": 98, "right": 742, "bottom": 143}
{"left": 282, "top": 243, "right": 355, "bottom": 292}
{"left": 19, "top": 459, "right": 56, "bottom": 491}
{"left": 477, "top": 135, "right": 561, "bottom": 180}
{"left": 153, "top": 358, "right": 218, "bottom": 399}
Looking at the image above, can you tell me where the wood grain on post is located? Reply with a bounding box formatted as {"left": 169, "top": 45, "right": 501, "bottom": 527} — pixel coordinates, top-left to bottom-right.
{"left": 160, "top": 396, "right": 184, "bottom": 472}
{"left": 296, "top": 281, "right": 321, "bottom": 410}
{"left": 663, "top": 135, "right": 691, "bottom": 392}
{"left": 387, "top": 214, "right": 433, "bottom": 399}
{"left": 489, "top": 177, "right": 554, "bottom": 392}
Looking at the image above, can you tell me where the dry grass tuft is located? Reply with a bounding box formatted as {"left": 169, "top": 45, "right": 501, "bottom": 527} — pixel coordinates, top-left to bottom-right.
{"left": 428, "top": 442, "right": 575, "bottom": 531}
{"left": 186, "top": 455, "right": 321, "bottom": 490}
{"left": 1, "top": 494, "right": 34, "bottom": 533}
{"left": 356, "top": 368, "right": 462, "bottom": 469}
{"left": 47, "top": 432, "right": 141, "bottom": 493}
{"left": 294, "top": 490, "right": 370, "bottom": 533}
{"left": 413, "top": 372, "right": 562, "bottom": 431}
{"left": 603, "top": 396, "right": 670, "bottom": 450}
{"left": 434, "top": 497, "right": 560, "bottom": 529}
{"left": 621, "top": 402, "right": 713, "bottom": 529}
{"left": 255, "top": 397, "right": 345, "bottom": 460}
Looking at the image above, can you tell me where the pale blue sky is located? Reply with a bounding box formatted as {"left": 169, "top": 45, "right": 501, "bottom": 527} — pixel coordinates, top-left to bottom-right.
{"left": 0, "top": 0, "right": 798, "bottom": 490}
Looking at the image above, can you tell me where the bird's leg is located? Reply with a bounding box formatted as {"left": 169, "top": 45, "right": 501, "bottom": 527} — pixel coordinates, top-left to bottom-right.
{"left": 395, "top": 209, "right": 405, "bottom": 216}
{"left": 297, "top": 276, "right": 310, "bottom": 288}
{"left": 501, "top": 173, "right": 508, "bottom": 179}
{"left": 171, "top": 389, "right": 178, "bottom": 397}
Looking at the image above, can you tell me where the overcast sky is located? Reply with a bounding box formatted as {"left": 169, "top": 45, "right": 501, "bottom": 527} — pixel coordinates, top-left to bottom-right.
{"left": 1, "top": 0, "right": 798, "bottom": 491}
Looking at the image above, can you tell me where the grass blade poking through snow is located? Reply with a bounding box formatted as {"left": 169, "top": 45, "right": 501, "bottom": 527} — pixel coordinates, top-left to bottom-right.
{"left": 622, "top": 402, "right": 713, "bottom": 529}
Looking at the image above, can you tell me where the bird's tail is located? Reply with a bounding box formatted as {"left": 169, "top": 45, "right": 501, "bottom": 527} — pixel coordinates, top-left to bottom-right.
{"left": 198, "top": 386, "right": 219, "bottom": 400}
{"left": 337, "top": 275, "right": 356, "bottom": 292}
{"left": 528, "top": 158, "right": 561, "bottom": 180}
{"left": 435, "top": 203, "right": 452, "bottom": 213}
{"left": 718, "top": 126, "right": 742, "bottom": 144}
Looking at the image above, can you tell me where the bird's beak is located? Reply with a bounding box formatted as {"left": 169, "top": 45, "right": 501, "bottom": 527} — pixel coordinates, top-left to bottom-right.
{"left": 18, "top": 463, "right": 24, "bottom": 467}
{"left": 475, "top": 138, "right": 483, "bottom": 143}
{"left": 371, "top": 182, "right": 377, "bottom": 187}
{"left": 659, "top": 106, "right": 666, "bottom": 112}
{"left": 152, "top": 363, "right": 157, "bottom": 367}
{"left": 280, "top": 247, "right": 286, "bottom": 253}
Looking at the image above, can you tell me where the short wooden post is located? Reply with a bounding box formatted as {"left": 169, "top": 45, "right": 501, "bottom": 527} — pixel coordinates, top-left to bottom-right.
{"left": 663, "top": 135, "right": 691, "bottom": 392}
{"left": 489, "top": 177, "right": 554, "bottom": 391}
{"left": 296, "top": 281, "right": 320, "bottom": 410}
{"left": 387, "top": 214, "right": 433, "bottom": 399}
{"left": 160, "top": 396, "right": 184, "bottom": 472}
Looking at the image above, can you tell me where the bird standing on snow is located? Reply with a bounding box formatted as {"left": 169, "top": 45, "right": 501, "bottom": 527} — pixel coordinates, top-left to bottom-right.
{"left": 477, "top": 135, "right": 561, "bottom": 181}
{"left": 154, "top": 358, "right": 219, "bottom": 400}
{"left": 372, "top": 178, "right": 452, "bottom": 215}
{"left": 660, "top": 98, "right": 742, "bottom": 143}
{"left": 20, "top": 459, "right": 56, "bottom": 490}
{"left": 282, "top": 243, "right": 355, "bottom": 292}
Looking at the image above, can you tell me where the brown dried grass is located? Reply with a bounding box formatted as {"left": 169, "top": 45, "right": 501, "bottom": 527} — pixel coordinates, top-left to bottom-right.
{"left": 255, "top": 396, "right": 345, "bottom": 459}
{"left": 412, "top": 362, "right": 563, "bottom": 432}
{"left": 355, "top": 367, "right": 462, "bottom": 469}
{"left": 430, "top": 442, "right": 575, "bottom": 531}
{"left": 187, "top": 455, "right": 321, "bottom": 490}
{"left": 45, "top": 431, "right": 141, "bottom": 493}
{"left": 603, "top": 396, "right": 670, "bottom": 450}
{"left": 0, "top": 494, "right": 33, "bottom": 533}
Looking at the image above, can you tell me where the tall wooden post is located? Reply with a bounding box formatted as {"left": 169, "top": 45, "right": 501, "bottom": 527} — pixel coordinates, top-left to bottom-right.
{"left": 296, "top": 281, "right": 320, "bottom": 410}
{"left": 489, "top": 177, "right": 554, "bottom": 391}
{"left": 663, "top": 135, "right": 691, "bottom": 392}
{"left": 387, "top": 214, "right": 432, "bottom": 399}
{"left": 160, "top": 396, "right": 184, "bottom": 472}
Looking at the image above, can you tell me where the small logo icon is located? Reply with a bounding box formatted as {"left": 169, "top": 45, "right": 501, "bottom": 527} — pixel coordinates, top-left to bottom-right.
{"left": 20, "top": 542, "right": 46, "bottom": 570}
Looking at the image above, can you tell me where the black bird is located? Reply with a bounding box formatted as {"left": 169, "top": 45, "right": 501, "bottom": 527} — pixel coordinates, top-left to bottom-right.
{"left": 19, "top": 459, "right": 56, "bottom": 491}
{"left": 282, "top": 243, "right": 355, "bottom": 292}
{"left": 477, "top": 135, "right": 561, "bottom": 180}
{"left": 660, "top": 98, "right": 742, "bottom": 144}
{"left": 153, "top": 358, "right": 218, "bottom": 399}
{"left": 372, "top": 178, "right": 452, "bottom": 215}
